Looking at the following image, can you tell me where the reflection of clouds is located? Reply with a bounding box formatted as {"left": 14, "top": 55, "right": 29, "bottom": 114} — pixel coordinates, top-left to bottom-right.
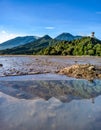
{"left": 0, "top": 92, "right": 101, "bottom": 130}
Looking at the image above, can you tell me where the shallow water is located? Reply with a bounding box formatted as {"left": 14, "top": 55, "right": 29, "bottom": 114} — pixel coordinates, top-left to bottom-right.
{"left": 0, "top": 74, "right": 101, "bottom": 130}
{"left": 0, "top": 56, "right": 101, "bottom": 130}
{"left": 0, "top": 73, "right": 75, "bottom": 81}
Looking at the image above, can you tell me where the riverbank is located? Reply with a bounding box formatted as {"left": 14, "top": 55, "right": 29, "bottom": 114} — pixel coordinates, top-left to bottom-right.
{"left": 0, "top": 56, "right": 101, "bottom": 80}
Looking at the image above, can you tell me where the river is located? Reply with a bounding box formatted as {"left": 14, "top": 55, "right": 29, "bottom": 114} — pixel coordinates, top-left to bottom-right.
{"left": 0, "top": 56, "right": 101, "bottom": 130}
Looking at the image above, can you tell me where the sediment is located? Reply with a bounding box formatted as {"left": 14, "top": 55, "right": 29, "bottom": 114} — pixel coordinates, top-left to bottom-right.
{"left": 59, "top": 64, "right": 101, "bottom": 80}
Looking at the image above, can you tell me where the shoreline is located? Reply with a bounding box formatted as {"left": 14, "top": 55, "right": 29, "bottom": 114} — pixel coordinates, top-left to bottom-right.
{"left": 0, "top": 55, "right": 101, "bottom": 80}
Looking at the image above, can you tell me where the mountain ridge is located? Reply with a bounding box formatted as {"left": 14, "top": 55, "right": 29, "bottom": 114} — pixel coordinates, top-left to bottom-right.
{"left": 0, "top": 35, "right": 54, "bottom": 54}
{"left": 55, "top": 32, "right": 82, "bottom": 41}
{"left": 0, "top": 36, "right": 40, "bottom": 50}
{"left": 0, "top": 32, "right": 82, "bottom": 50}
{"left": 0, "top": 34, "right": 101, "bottom": 56}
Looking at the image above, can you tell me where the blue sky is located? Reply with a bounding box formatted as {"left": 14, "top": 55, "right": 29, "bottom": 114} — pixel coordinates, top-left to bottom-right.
{"left": 0, "top": 0, "right": 101, "bottom": 42}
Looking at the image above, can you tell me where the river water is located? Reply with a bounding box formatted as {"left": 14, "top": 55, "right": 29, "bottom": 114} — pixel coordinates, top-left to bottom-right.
{"left": 0, "top": 56, "right": 101, "bottom": 130}
{"left": 0, "top": 74, "right": 101, "bottom": 130}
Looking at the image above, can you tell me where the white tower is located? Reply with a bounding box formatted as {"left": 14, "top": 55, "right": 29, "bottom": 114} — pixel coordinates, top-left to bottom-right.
{"left": 91, "top": 32, "right": 95, "bottom": 38}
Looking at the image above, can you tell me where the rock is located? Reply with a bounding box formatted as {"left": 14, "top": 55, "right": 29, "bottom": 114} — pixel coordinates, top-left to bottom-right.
{"left": 88, "top": 66, "right": 95, "bottom": 71}
{"left": 98, "top": 74, "right": 101, "bottom": 78}
{"left": 28, "top": 71, "right": 41, "bottom": 74}
{"left": 59, "top": 64, "right": 101, "bottom": 80}
{"left": 0, "top": 64, "right": 3, "bottom": 67}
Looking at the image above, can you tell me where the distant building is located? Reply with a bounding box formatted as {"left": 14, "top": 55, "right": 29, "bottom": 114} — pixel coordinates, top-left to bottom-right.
{"left": 91, "top": 32, "right": 95, "bottom": 38}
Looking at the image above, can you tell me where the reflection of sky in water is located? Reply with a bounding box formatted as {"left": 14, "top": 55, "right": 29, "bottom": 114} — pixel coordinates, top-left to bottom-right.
{"left": 0, "top": 79, "right": 101, "bottom": 130}
{"left": 0, "top": 73, "right": 75, "bottom": 81}
{"left": 0, "top": 92, "right": 101, "bottom": 130}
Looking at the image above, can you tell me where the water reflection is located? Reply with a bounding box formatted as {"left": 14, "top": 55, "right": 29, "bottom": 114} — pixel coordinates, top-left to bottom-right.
{"left": 0, "top": 79, "right": 101, "bottom": 103}
{"left": 0, "top": 79, "right": 101, "bottom": 130}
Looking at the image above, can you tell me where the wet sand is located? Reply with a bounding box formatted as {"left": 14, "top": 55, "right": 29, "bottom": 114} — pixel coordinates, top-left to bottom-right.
{"left": 0, "top": 55, "right": 101, "bottom": 77}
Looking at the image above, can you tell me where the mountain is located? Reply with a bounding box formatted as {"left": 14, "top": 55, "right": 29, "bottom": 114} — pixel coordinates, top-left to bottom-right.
{"left": 75, "top": 35, "right": 83, "bottom": 39}
{"left": 55, "top": 33, "right": 82, "bottom": 41}
{"left": 0, "top": 35, "right": 53, "bottom": 54}
{"left": 38, "top": 37, "right": 101, "bottom": 56}
{"left": 0, "top": 36, "right": 101, "bottom": 56}
{"left": 0, "top": 36, "right": 39, "bottom": 50}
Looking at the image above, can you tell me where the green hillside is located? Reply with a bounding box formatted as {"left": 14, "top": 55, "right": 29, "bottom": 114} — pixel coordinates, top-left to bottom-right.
{"left": 0, "top": 36, "right": 101, "bottom": 56}
{"left": 0, "top": 35, "right": 54, "bottom": 54}
{"left": 38, "top": 37, "right": 101, "bottom": 56}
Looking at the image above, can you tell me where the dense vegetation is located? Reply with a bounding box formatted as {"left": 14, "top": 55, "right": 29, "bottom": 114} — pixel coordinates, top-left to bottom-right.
{"left": 0, "top": 36, "right": 101, "bottom": 56}
{"left": 37, "top": 37, "right": 101, "bottom": 56}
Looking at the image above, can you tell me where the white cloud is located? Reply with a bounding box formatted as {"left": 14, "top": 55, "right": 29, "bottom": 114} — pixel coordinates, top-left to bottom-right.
{"left": 45, "top": 26, "right": 55, "bottom": 30}
{"left": 0, "top": 30, "right": 22, "bottom": 43}
{"left": 1, "top": 30, "right": 6, "bottom": 34}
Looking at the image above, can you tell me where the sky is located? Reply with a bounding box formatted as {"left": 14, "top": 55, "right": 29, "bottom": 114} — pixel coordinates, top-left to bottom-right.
{"left": 0, "top": 0, "right": 101, "bottom": 43}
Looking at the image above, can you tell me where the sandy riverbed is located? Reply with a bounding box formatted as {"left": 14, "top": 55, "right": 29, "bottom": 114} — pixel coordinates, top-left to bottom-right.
{"left": 0, "top": 55, "right": 101, "bottom": 77}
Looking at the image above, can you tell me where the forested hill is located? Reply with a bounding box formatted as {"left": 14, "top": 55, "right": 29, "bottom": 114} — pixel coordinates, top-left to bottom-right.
{"left": 38, "top": 37, "right": 101, "bottom": 56}
{"left": 0, "top": 35, "right": 54, "bottom": 54}
{"left": 0, "top": 36, "right": 101, "bottom": 56}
